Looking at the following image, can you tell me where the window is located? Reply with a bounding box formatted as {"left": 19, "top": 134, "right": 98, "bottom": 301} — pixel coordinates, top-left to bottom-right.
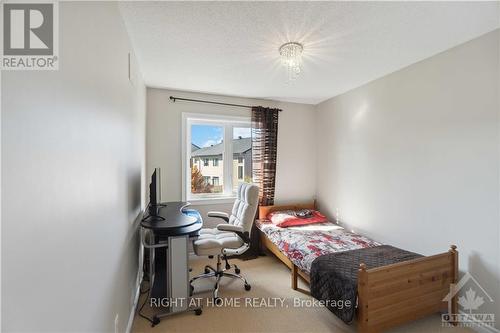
{"left": 183, "top": 114, "right": 252, "bottom": 201}
{"left": 232, "top": 127, "right": 252, "bottom": 192}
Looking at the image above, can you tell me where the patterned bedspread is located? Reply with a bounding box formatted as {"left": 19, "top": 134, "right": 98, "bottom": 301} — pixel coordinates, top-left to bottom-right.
{"left": 255, "top": 219, "right": 381, "bottom": 273}
{"left": 310, "top": 245, "right": 423, "bottom": 324}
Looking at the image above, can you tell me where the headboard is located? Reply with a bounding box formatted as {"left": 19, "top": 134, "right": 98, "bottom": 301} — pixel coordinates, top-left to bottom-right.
{"left": 258, "top": 202, "right": 316, "bottom": 220}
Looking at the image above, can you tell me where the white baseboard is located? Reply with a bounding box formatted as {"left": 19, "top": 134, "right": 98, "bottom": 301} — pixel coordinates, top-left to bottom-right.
{"left": 459, "top": 310, "right": 500, "bottom": 333}
{"left": 126, "top": 266, "right": 143, "bottom": 333}
{"left": 473, "top": 324, "right": 500, "bottom": 333}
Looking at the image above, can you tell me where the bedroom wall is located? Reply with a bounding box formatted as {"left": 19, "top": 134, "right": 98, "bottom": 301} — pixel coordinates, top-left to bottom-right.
{"left": 316, "top": 29, "right": 500, "bottom": 329}
{"left": 146, "top": 88, "right": 316, "bottom": 228}
{"left": 2, "top": 2, "right": 146, "bottom": 332}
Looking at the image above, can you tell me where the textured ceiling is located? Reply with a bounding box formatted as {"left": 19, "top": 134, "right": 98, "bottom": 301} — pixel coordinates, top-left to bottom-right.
{"left": 119, "top": 1, "right": 499, "bottom": 104}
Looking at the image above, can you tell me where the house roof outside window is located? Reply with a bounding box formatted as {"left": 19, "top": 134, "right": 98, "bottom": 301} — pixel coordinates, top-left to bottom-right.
{"left": 191, "top": 137, "right": 251, "bottom": 157}
{"left": 191, "top": 143, "right": 201, "bottom": 152}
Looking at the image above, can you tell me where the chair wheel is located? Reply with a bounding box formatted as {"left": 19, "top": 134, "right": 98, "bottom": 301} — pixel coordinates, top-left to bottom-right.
{"left": 204, "top": 268, "right": 210, "bottom": 274}
{"left": 235, "top": 268, "right": 241, "bottom": 274}
{"left": 152, "top": 316, "right": 160, "bottom": 327}
{"left": 214, "top": 297, "right": 223, "bottom": 306}
{"left": 244, "top": 283, "right": 251, "bottom": 291}
{"left": 195, "top": 308, "right": 202, "bottom": 316}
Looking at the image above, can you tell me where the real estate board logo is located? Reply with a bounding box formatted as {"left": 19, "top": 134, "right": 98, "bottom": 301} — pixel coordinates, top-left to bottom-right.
{"left": 1, "top": 1, "right": 58, "bottom": 70}
{"left": 442, "top": 272, "right": 495, "bottom": 328}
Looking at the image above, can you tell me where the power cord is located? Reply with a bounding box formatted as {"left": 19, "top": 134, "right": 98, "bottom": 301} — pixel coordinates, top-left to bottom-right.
{"left": 137, "top": 280, "right": 155, "bottom": 325}
{"left": 138, "top": 209, "right": 155, "bottom": 325}
{"left": 138, "top": 293, "right": 154, "bottom": 325}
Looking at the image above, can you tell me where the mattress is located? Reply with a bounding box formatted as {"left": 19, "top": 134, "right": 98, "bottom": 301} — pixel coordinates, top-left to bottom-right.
{"left": 255, "top": 219, "right": 381, "bottom": 274}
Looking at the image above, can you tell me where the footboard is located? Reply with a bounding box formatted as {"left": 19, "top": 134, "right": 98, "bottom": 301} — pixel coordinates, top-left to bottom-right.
{"left": 357, "top": 245, "right": 458, "bottom": 333}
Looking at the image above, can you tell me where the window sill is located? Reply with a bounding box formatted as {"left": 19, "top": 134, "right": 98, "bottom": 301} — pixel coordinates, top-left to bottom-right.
{"left": 186, "top": 197, "right": 236, "bottom": 205}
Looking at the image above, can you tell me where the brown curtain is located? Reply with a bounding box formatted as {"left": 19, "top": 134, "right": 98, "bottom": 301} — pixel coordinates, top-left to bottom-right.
{"left": 251, "top": 106, "right": 280, "bottom": 206}
{"left": 243, "top": 106, "right": 280, "bottom": 259}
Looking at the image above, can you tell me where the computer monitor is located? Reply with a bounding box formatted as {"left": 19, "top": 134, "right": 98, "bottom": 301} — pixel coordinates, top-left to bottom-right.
{"left": 149, "top": 167, "right": 161, "bottom": 207}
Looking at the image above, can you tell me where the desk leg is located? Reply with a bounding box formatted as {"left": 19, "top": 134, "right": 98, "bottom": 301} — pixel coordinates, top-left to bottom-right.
{"left": 169, "top": 235, "right": 188, "bottom": 312}
{"left": 152, "top": 235, "right": 202, "bottom": 325}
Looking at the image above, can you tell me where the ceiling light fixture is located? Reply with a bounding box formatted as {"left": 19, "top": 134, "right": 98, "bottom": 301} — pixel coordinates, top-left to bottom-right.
{"left": 279, "top": 42, "right": 303, "bottom": 81}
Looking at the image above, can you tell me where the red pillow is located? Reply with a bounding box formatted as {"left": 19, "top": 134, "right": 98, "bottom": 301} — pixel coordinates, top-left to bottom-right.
{"left": 267, "top": 209, "right": 328, "bottom": 227}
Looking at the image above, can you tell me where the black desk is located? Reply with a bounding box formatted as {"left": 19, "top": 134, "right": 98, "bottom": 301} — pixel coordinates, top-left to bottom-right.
{"left": 141, "top": 201, "right": 202, "bottom": 236}
{"left": 140, "top": 202, "right": 203, "bottom": 323}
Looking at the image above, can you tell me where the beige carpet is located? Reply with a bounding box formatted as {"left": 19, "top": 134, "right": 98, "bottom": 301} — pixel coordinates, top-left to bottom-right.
{"left": 132, "top": 253, "right": 472, "bottom": 333}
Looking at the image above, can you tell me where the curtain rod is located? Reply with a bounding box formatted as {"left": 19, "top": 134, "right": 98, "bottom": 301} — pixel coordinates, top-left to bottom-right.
{"left": 169, "top": 96, "right": 282, "bottom": 111}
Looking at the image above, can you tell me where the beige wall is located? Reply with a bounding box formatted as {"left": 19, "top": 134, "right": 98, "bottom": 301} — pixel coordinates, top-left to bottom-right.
{"left": 1, "top": 3, "right": 146, "bottom": 332}
{"left": 316, "top": 29, "right": 500, "bottom": 328}
{"left": 146, "top": 88, "right": 316, "bottom": 228}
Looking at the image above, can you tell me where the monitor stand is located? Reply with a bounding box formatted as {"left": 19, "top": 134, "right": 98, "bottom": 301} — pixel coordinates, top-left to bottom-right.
{"left": 142, "top": 214, "right": 165, "bottom": 222}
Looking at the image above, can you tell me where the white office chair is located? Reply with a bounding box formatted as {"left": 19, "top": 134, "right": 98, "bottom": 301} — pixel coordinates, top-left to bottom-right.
{"left": 190, "top": 183, "right": 259, "bottom": 301}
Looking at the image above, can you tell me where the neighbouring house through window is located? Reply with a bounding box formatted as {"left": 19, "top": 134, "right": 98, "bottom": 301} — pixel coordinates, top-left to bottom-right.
{"left": 238, "top": 166, "right": 243, "bottom": 179}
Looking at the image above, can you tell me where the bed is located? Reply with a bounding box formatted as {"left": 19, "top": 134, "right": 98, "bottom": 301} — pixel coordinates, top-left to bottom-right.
{"left": 256, "top": 202, "right": 459, "bottom": 333}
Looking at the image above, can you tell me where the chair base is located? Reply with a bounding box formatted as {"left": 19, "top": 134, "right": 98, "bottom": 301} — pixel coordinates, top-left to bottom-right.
{"left": 190, "top": 255, "right": 251, "bottom": 301}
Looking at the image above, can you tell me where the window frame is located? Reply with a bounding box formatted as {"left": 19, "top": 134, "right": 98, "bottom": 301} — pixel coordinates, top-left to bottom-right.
{"left": 238, "top": 165, "right": 243, "bottom": 180}
{"left": 182, "top": 113, "right": 251, "bottom": 203}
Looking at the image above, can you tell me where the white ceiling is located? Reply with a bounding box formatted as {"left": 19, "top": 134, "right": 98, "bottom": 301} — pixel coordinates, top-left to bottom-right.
{"left": 119, "top": 1, "right": 499, "bottom": 105}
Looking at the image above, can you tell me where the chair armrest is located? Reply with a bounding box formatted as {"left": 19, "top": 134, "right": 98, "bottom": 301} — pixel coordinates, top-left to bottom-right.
{"left": 208, "top": 211, "right": 229, "bottom": 223}
{"left": 216, "top": 224, "right": 250, "bottom": 243}
{"left": 216, "top": 224, "right": 243, "bottom": 233}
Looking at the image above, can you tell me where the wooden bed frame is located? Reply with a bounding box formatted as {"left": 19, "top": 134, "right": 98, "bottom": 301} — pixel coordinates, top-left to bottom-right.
{"left": 258, "top": 203, "right": 458, "bottom": 333}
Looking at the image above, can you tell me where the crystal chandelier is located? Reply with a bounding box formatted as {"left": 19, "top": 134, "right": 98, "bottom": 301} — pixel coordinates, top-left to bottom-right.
{"left": 279, "top": 42, "right": 303, "bottom": 81}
